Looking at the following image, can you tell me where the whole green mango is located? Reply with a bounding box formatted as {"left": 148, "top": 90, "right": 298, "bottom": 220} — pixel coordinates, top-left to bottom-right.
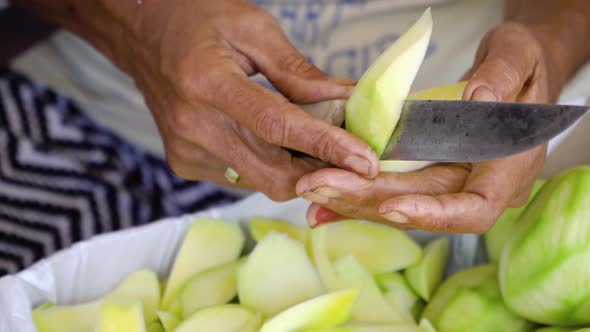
{"left": 500, "top": 166, "right": 590, "bottom": 326}
{"left": 422, "top": 264, "right": 533, "bottom": 332}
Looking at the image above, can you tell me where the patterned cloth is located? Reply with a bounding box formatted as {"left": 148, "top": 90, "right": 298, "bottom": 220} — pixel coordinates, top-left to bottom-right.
{"left": 0, "top": 69, "right": 239, "bottom": 276}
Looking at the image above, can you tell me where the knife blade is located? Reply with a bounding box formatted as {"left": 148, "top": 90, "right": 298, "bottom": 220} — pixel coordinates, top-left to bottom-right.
{"left": 381, "top": 100, "right": 589, "bottom": 162}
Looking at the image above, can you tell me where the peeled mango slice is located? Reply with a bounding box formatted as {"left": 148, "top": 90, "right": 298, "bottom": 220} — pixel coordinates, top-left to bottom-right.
{"left": 161, "top": 218, "right": 245, "bottom": 309}
{"left": 325, "top": 220, "right": 422, "bottom": 274}
{"left": 157, "top": 311, "right": 180, "bottom": 332}
{"left": 174, "top": 304, "right": 260, "bottom": 332}
{"left": 333, "top": 256, "right": 411, "bottom": 323}
{"left": 485, "top": 180, "right": 546, "bottom": 263}
{"left": 147, "top": 322, "right": 165, "bottom": 332}
{"left": 404, "top": 238, "right": 449, "bottom": 301}
{"left": 237, "top": 233, "right": 324, "bottom": 317}
{"left": 423, "top": 264, "right": 532, "bottom": 332}
{"left": 259, "top": 289, "right": 359, "bottom": 332}
{"left": 419, "top": 318, "right": 437, "bottom": 332}
{"left": 178, "top": 260, "right": 238, "bottom": 318}
{"left": 375, "top": 272, "right": 421, "bottom": 319}
{"left": 249, "top": 217, "right": 308, "bottom": 243}
{"left": 499, "top": 166, "right": 590, "bottom": 325}
{"left": 379, "top": 81, "right": 468, "bottom": 173}
{"left": 309, "top": 225, "right": 340, "bottom": 289}
{"left": 96, "top": 300, "right": 146, "bottom": 332}
{"left": 308, "top": 223, "right": 418, "bottom": 322}
{"left": 301, "top": 322, "right": 424, "bottom": 332}
{"left": 33, "top": 269, "right": 159, "bottom": 332}
{"left": 345, "top": 8, "right": 432, "bottom": 156}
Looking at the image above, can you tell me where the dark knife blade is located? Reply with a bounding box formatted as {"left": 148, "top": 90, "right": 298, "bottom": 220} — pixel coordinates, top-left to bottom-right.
{"left": 382, "top": 100, "right": 588, "bottom": 162}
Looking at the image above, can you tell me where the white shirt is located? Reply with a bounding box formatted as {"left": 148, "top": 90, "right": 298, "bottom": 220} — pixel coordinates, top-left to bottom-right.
{"left": 9, "top": 0, "right": 590, "bottom": 175}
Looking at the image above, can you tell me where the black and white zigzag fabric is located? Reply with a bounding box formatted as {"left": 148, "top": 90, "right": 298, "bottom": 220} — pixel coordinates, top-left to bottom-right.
{"left": 0, "top": 69, "right": 239, "bottom": 276}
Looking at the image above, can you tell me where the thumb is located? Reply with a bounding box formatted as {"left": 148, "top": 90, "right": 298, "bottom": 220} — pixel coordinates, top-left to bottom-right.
{"left": 232, "top": 13, "right": 354, "bottom": 103}
{"left": 462, "top": 23, "right": 541, "bottom": 103}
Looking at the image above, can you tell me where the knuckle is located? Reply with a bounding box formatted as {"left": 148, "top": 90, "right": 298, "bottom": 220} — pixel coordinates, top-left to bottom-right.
{"left": 306, "top": 126, "right": 334, "bottom": 160}
{"left": 263, "top": 180, "right": 295, "bottom": 202}
{"left": 254, "top": 107, "right": 287, "bottom": 146}
{"left": 280, "top": 52, "right": 317, "bottom": 76}
{"left": 170, "top": 109, "right": 195, "bottom": 139}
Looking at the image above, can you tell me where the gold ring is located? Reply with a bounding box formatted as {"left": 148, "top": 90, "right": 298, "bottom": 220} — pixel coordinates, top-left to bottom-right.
{"left": 224, "top": 167, "right": 240, "bottom": 184}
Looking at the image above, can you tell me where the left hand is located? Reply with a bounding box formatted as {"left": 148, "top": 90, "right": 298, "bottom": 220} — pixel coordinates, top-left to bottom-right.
{"left": 296, "top": 23, "right": 559, "bottom": 234}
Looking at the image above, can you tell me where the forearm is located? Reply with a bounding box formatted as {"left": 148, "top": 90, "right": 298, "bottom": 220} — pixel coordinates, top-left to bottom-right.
{"left": 10, "top": 0, "right": 166, "bottom": 73}
{"left": 504, "top": 0, "right": 590, "bottom": 91}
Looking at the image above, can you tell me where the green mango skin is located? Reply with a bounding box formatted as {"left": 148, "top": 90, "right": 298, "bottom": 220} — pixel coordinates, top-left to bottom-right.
{"left": 423, "top": 264, "right": 533, "bottom": 332}
{"left": 500, "top": 166, "right": 590, "bottom": 326}
{"left": 485, "top": 180, "right": 546, "bottom": 263}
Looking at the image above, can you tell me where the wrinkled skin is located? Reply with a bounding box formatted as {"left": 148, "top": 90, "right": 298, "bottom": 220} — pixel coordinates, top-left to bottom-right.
{"left": 14, "top": 0, "right": 379, "bottom": 202}
{"left": 297, "top": 23, "right": 555, "bottom": 234}
{"left": 121, "top": 0, "right": 382, "bottom": 201}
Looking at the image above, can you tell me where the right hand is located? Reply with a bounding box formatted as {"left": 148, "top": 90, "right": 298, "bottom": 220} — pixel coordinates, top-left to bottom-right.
{"left": 102, "top": 0, "right": 379, "bottom": 200}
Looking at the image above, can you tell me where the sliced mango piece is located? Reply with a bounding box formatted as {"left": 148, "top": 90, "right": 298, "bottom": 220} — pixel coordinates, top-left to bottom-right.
{"left": 178, "top": 260, "right": 238, "bottom": 318}
{"left": 375, "top": 272, "right": 420, "bottom": 320}
{"left": 406, "top": 81, "right": 467, "bottom": 101}
{"left": 249, "top": 217, "right": 308, "bottom": 243}
{"left": 260, "top": 289, "right": 359, "bottom": 332}
{"left": 333, "top": 256, "right": 411, "bottom": 323}
{"left": 345, "top": 8, "right": 432, "bottom": 156}
{"left": 419, "top": 318, "right": 437, "bottom": 332}
{"left": 326, "top": 220, "right": 422, "bottom": 274}
{"left": 157, "top": 311, "right": 179, "bottom": 332}
{"left": 161, "top": 218, "right": 245, "bottom": 309}
{"left": 301, "top": 322, "right": 424, "bottom": 332}
{"left": 33, "top": 269, "right": 159, "bottom": 332}
{"left": 405, "top": 238, "right": 449, "bottom": 301}
{"left": 174, "top": 304, "right": 260, "bottom": 332}
{"left": 379, "top": 81, "right": 467, "bottom": 173}
{"left": 485, "top": 179, "right": 546, "bottom": 263}
{"left": 96, "top": 300, "right": 146, "bottom": 332}
{"left": 147, "top": 322, "right": 165, "bottom": 332}
{"left": 309, "top": 225, "right": 340, "bottom": 289}
{"left": 237, "top": 233, "right": 324, "bottom": 317}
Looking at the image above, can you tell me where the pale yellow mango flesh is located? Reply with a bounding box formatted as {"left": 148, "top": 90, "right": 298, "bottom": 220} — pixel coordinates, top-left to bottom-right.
{"left": 177, "top": 260, "right": 238, "bottom": 318}
{"left": 404, "top": 238, "right": 450, "bottom": 301}
{"left": 157, "top": 311, "right": 180, "bottom": 332}
{"left": 346, "top": 9, "right": 433, "bottom": 157}
{"left": 237, "top": 233, "right": 324, "bottom": 317}
{"left": 174, "top": 304, "right": 260, "bottom": 332}
{"left": 333, "top": 256, "right": 411, "bottom": 324}
{"left": 249, "top": 217, "right": 308, "bottom": 243}
{"left": 161, "top": 218, "right": 245, "bottom": 309}
{"left": 96, "top": 300, "right": 146, "bottom": 332}
{"left": 33, "top": 269, "right": 159, "bottom": 332}
{"left": 375, "top": 272, "right": 421, "bottom": 319}
{"left": 259, "top": 289, "right": 359, "bottom": 332}
{"left": 325, "top": 221, "right": 422, "bottom": 274}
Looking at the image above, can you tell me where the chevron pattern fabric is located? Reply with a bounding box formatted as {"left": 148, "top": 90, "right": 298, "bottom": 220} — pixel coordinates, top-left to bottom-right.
{"left": 0, "top": 69, "right": 239, "bottom": 276}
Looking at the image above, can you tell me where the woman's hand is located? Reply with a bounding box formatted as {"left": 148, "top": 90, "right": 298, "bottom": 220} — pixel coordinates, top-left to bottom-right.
{"left": 119, "top": 0, "right": 381, "bottom": 200}
{"left": 296, "top": 23, "right": 557, "bottom": 233}
{"left": 13, "top": 0, "right": 380, "bottom": 201}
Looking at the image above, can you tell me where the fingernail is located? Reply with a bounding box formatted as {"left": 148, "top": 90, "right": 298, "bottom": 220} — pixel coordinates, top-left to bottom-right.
{"left": 314, "top": 207, "right": 344, "bottom": 224}
{"left": 344, "top": 155, "right": 372, "bottom": 177}
{"left": 381, "top": 210, "right": 410, "bottom": 224}
{"left": 313, "top": 187, "right": 341, "bottom": 198}
{"left": 300, "top": 192, "right": 330, "bottom": 205}
{"left": 472, "top": 87, "right": 497, "bottom": 102}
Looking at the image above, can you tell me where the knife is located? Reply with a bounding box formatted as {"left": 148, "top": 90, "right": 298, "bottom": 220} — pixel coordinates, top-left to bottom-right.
{"left": 381, "top": 100, "right": 589, "bottom": 162}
